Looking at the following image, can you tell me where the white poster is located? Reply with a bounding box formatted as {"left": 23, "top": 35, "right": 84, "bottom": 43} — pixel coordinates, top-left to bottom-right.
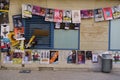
{"left": 72, "top": 10, "right": 81, "bottom": 23}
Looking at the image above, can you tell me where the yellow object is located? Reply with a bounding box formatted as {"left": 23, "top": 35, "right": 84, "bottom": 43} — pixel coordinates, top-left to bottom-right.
{"left": 8, "top": 32, "right": 19, "bottom": 47}
{"left": 26, "top": 35, "right": 35, "bottom": 48}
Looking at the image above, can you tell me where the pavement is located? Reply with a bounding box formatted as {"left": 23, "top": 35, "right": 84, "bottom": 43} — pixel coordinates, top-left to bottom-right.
{"left": 0, "top": 70, "right": 120, "bottom": 80}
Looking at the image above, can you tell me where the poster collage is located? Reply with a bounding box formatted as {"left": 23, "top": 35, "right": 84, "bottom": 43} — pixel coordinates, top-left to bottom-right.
{"left": 22, "top": 4, "right": 120, "bottom": 30}
{"left": 1, "top": 1, "right": 120, "bottom": 65}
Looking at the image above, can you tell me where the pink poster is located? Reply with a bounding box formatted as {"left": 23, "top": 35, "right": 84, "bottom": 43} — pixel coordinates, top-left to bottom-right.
{"left": 32, "top": 5, "right": 40, "bottom": 15}
{"left": 54, "top": 9, "right": 63, "bottom": 22}
{"left": 103, "top": 7, "right": 113, "bottom": 20}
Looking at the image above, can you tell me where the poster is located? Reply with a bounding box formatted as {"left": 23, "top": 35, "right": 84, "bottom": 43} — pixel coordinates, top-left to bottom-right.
{"left": 13, "top": 15, "right": 23, "bottom": 27}
{"left": 112, "top": 5, "right": 120, "bottom": 19}
{"left": 39, "top": 7, "right": 46, "bottom": 16}
{"left": 72, "top": 10, "right": 81, "bottom": 23}
{"left": 64, "top": 23, "right": 70, "bottom": 29}
{"left": 32, "top": 50, "right": 40, "bottom": 62}
{"left": 12, "top": 50, "right": 23, "bottom": 64}
{"left": 45, "top": 8, "right": 54, "bottom": 22}
{"left": 63, "top": 10, "right": 72, "bottom": 23}
{"left": 1, "top": 23, "right": 9, "bottom": 38}
{"left": 0, "top": 12, "right": 9, "bottom": 24}
{"left": 23, "top": 50, "right": 32, "bottom": 64}
{"left": 92, "top": 54, "right": 98, "bottom": 63}
{"left": 112, "top": 52, "right": 120, "bottom": 64}
{"left": 0, "top": 0, "right": 10, "bottom": 11}
{"left": 77, "top": 51, "right": 85, "bottom": 64}
{"left": 94, "top": 8, "right": 104, "bottom": 22}
{"left": 55, "top": 22, "right": 60, "bottom": 29}
{"left": 50, "top": 51, "right": 59, "bottom": 64}
{"left": 67, "top": 50, "right": 76, "bottom": 64}
{"left": 32, "top": 5, "right": 40, "bottom": 15}
{"left": 22, "top": 4, "right": 33, "bottom": 18}
{"left": 14, "top": 27, "right": 24, "bottom": 40}
{"left": 81, "top": 10, "right": 89, "bottom": 18}
{"left": 86, "top": 51, "right": 92, "bottom": 60}
{"left": 40, "top": 50, "right": 50, "bottom": 64}
{"left": 103, "top": 7, "right": 113, "bottom": 20}
{"left": 88, "top": 10, "right": 94, "bottom": 18}
{"left": 3, "top": 51, "right": 13, "bottom": 63}
{"left": 54, "top": 9, "right": 63, "bottom": 22}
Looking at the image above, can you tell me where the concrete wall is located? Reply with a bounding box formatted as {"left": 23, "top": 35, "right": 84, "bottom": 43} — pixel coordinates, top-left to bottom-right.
{"left": 4, "top": 0, "right": 120, "bottom": 70}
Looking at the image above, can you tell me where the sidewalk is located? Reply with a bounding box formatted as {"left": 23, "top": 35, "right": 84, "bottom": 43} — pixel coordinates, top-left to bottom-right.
{"left": 0, "top": 70, "right": 120, "bottom": 80}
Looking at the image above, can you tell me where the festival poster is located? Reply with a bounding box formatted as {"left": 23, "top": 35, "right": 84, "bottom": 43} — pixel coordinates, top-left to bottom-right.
{"left": 1, "top": 23, "right": 9, "bottom": 38}
{"left": 54, "top": 9, "right": 63, "bottom": 22}
{"left": 0, "top": 0, "right": 10, "bottom": 11}
{"left": 40, "top": 50, "right": 50, "bottom": 64}
{"left": 86, "top": 51, "right": 92, "bottom": 60}
{"left": 103, "top": 7, "right": 113, "bottom": 20}
{"left": 92, "top": 54, "right": 98, "bottom": 63}
{"left": 112, "top": 5, "right": 120, "bottom": 19}
{"left": 32, "top": 50, "right": 40, "bottom": 63}
{"left": 14, "top": 27, "right": 25, "bottom": 40}
{"left": 32, "top": 5, "right": 40, "bottom": 15}
{"left": 55, "top": 22, "right": 60, "bottom": 29}
{"left": 94, "top": 8, "right": 104, "bottom": 22}
{"left": 13, "top": 15, "right": 23, "bottom": 27}
{"left": 3, "top": 51, "right": 13, "bottom": 63}
{"left": 0, "top": 12, "right": 9, "bottom": 24}
{"left": 22, "top": 50, "right": 32, "bottom": 64}
{"left": 88, "top": 10, "right": 94, "bottom": 18}
{"left": 22, "top": 4, "right": 33, "bottom": 18}
{"left": 67, "top": 50, "right": 76, "bottom": 64}
{"left": 81, "top": 10, "right": 89, "bottom": 18}
{"left": 72, "top": 10, "right": 81, "bottom": 23}
{"left": 63, "top": 10, "right": 72, "bottom": 23}
{"left": 112, "top": 52, "right": 120, "bottom": 64}
{"left": 49, "top": 51, "right": 59, "bottom": 64}
{"left": 39, "top": 7, "right": 46, "bottom": 16}
{"left": 64, "top": 23, "right": 70, "bottom": 29}
{"left": 77, "top": 51, "right": 85, "bottom": 64}
{"left": 45, "top": 8, "right": 54, "bottom": 22}
{"left": 12, "top": 50, "right": 23, "bottom": 64}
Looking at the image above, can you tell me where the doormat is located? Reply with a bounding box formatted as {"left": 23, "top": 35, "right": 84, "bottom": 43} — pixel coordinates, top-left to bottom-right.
{"left": 19, "top": 70, "right": 31, "bottom": 73}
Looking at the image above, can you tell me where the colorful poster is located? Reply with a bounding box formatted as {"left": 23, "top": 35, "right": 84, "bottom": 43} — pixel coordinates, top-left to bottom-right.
{"left": 72, "top": 10, "right": 81, "bottom": 23}
{"left": 86, "top": 51, "right": 92, "bottom": 60}
{"left": 12, "top": 50, "right": 23, "bottom": 64}
{"left": 22, "top": 4, "right": 33, "bottom": 18}
{"left": 92, "top": 54, "right": 98, "bottom": 63}
{"left": 112, "top": 5, "right": 120, "bottom": 19}
{"left": 63, "top": 10, "right": 72, "bottom": 23}
{"left": 112, "top": 52, "right": 120, "bottom": 64}
{"left": 50, "top": 51, "right": 59, "bottom": 64}
{"left": 67, "top": 50, "right": 76, "bottom": 64}
{"left": 0, "top": 12, "right": 9, "bottom": 24}
{"left": 1, "top": 23, "right": 9, "bottom": 38}
{"left": 77, "top": 51, "right": 85, "bottom": 64}
{"left": 3, "top": 51, "right": 13, "bottom": 63}
{"left": 45, "top": 8, "right": 54, "bottom": 22}
{"left": 14, "top": 27, "right": 24, "bottom": 40}
{"left": 39, "top": 7, "right": 46, "bottom": 16}
{"left": 54, "top": 9, "right": 63, "bottom": 22}
{"left": 81, "top": 10, "right": 89, "bottom": 18}
{"left": 32, "top": 50, "right": 40, "bottom": 62}
{"left": 32, "top": 5, "right": 40, "bottom": 15}
{"left": 23, "top": 50, "right": 32, "bottom": 64}
{"left": 13, "top": 15, "right": 23, "bottom": 27}
{"left": 94, "top": 8, "right": 104, "bottom": 22}
{"left": 40, "top": 50, "right": 50, "bottom": 64}
{"left": 103, "top": 7, "right": 113, "bottom": 20}
{"left": 88, "top": 10, "right": 94, "bottom": 18}
{"left": 0, "top": 0, "right": 10, "bottom": 11}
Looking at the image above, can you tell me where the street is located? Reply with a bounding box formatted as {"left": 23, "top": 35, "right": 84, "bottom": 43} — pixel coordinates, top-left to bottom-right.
{"left": 0, "top": 70, "right": 120, "bottom": 80}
